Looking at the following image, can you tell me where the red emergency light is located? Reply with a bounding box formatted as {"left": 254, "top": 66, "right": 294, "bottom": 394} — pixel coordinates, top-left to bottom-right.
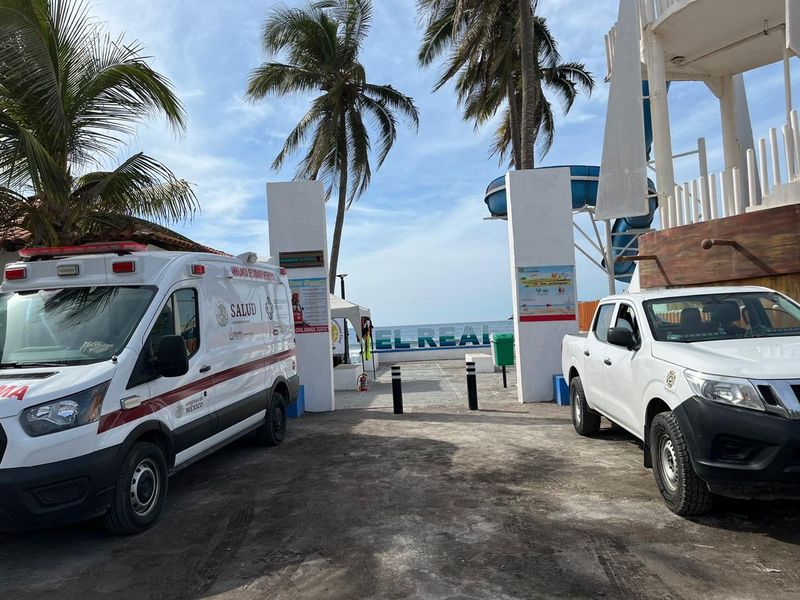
{"left": 4, "top": 267, "right": 27, "bottom": 281}
{"left": 190, "top": 264, "right": 205, "bottom": 276}
{"left": 19, "top": 242, "right": 147, "bottom": 259}
{"left": 112, "top": 261, "right": 136, "bottom": 274}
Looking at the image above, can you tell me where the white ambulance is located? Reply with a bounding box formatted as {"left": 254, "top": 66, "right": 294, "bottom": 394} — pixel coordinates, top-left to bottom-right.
{"left": 0, "top": 242, "right": 298, "bottom": 533}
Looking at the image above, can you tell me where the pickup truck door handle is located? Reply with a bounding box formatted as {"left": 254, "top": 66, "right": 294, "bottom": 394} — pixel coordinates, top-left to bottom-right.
{"left": 199, "top": 364, "right": 211, "bottom": 373}
{"left": 583, "top": 350, "right": 590, "bottom": 357}
{"left": 603, "top": 358, "right": 612, "bottom": 366}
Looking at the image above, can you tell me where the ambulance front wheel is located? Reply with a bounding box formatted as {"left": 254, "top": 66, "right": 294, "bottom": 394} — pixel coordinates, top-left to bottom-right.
{"left": 102, "top": 441, "right": 168, "bottom": 534}
{"left": 255, "top": 392, "right": 287, "bottom": 447}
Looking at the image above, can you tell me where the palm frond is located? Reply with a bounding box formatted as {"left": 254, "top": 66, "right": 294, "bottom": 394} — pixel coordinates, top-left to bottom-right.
{"left": 271, "top": 96, "right": 328, "bottom": 170}
{"left": 73, "top": 152, "right": 197, "bottom": 224}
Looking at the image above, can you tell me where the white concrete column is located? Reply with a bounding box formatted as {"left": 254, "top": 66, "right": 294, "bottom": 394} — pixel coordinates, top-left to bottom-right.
{"left": 506, "top": 168, "right": 578, "bottom": 403}
{"left": 267, "top": 181, "right": 335, "bottom": 412}
{"left": 720, "top": 75, "right": 739, "bottom": 173}
{"left": 642, "top": 26, "right": 675, "bottom": 213}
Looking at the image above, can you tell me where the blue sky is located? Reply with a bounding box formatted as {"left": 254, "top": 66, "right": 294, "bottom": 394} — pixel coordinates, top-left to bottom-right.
{"left": 91, "top": 0, "right": 798, "bottom": 325}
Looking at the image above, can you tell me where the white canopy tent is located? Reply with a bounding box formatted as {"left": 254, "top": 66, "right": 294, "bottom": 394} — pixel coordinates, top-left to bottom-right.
{"left": 329, "top": 294, "right": 378, "bottom": 384}
{"left": 329, "top": 294, "right": 371, "bottom": 330}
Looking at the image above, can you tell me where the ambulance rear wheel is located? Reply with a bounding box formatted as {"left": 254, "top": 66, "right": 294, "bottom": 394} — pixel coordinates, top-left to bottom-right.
{"left": 255, "top": 392, "right": 287, "bottom": 447}
{"left": 102, "top": 441, "right": 168, "bottom": 534}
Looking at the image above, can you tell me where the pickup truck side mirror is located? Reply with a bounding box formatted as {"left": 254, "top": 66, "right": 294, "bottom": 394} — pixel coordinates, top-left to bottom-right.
{"left": 607, "top": 327, "right": 637, "bottom": 350}
{"left": 156, "top": 335, "right": 189, "bottom": 377}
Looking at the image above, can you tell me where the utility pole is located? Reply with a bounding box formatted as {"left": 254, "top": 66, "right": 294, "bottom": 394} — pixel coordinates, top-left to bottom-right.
{"left": 337, "top": 273, "right": 349, "bottom": 364}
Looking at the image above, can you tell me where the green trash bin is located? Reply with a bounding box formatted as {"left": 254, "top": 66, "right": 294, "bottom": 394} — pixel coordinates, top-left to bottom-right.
{"left": 490, "top": 333, "right": 515, "bottom": 367}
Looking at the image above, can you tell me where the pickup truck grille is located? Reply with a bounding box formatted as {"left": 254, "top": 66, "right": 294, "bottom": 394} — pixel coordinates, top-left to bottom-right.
{"left": 752, "top": 380, "right": 800, "bottom": 419}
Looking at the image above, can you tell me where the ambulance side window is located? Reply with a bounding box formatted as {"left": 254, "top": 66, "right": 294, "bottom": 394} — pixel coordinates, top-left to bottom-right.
{"left": 276, "top": 283, "right": 292, "bottom": 326}
{"left": 128, "top": 289, "right": 199, "bottom": 388}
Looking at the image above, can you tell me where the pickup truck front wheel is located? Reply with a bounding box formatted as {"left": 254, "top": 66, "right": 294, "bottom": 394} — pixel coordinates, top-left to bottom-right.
{"left": 570, "top": 377, "right": 601, "bottom": 436}
{"left": 650, "top": 412, "right": 713, "bottom": 516}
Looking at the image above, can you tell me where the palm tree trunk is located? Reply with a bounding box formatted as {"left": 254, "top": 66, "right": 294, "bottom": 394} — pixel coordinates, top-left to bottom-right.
{"left": 507, "top": 77, "right": 522, "bottom": 169}
{"left": 518, "top": 0, "right": 538, "bottom": 169}
{"left": 329, "top": 109, "right": 348, "bottom": 293}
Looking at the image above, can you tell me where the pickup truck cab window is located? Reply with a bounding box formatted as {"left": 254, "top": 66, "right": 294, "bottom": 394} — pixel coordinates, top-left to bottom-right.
{"left": 644, "top": 291, "right": 800, "bottom": 342}
{"left": 592, "top": 303, "right": 616, "bottom": 343}
{"left": 615, "top": 303, "right": 641, "bottom": 347}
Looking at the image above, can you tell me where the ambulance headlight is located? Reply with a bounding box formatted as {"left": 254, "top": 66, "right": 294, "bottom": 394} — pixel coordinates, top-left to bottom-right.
{"left": 20, "top": 382, "right": 109, "bottom": 436}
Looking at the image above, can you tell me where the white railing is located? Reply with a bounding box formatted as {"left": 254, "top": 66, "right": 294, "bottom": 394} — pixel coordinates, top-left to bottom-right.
{"left": 606, "top": 0, "right": 684, "bottom": 77}
{"left": 663, "top": 110, "right": 800, "bottom": 228}
{"left": 639, "top": 0, "right": 683, "bottom": 25}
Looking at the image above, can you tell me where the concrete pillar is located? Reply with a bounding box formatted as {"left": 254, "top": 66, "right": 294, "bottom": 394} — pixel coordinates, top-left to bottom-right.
{"left": 267, "top": 181, "right": 335, "bottom": 412}
{"left": 643, "top": 26, "right": 675, "bottom": 211}
{"left": 720, "top": 75, "right": 739, "bottom": 172}
{"left": 506, "top": 168, "right": 578, "bottom": 403}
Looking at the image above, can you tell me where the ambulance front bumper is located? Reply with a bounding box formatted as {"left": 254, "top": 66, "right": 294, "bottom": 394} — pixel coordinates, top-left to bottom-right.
{"left": 0, "top": 445, "right": 118, "bottom": 530}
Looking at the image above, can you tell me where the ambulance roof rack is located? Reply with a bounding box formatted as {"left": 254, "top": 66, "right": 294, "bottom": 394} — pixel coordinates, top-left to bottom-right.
{"left": 19, "top": 241, "right": 147, "bottom": 261}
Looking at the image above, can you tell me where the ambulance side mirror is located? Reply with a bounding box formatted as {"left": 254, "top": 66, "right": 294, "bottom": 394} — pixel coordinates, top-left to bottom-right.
{"left": 156, "top": 335, "right": 189, "bottom": 377}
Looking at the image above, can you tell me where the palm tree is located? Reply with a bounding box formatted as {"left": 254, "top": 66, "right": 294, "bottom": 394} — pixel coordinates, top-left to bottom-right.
{"left": 517, "top": 0, "right": 538, "bottom": 169}
{"left": 0, "top": 0, "right": 197, "bottom": 247}
{"left": 462, "top": 17, "right": 594, "bottom": 166}
{"left": 418, "top": 0, "right": 592, "bottom": 168}
{"left": 247, "top": 0, "right": 419, "bottom": 292}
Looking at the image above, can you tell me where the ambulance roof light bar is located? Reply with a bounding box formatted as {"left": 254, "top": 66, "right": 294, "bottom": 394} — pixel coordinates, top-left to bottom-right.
{"left": 19, "top": 242, "right": 147, "bottom": 260}
{"left": 236, "top": 251, "right": 258, "bottom": 264}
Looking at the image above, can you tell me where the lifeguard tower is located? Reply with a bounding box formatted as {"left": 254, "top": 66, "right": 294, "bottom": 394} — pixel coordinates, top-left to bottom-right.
{"left": 600, "top": 0, "right": 800, "bottom": 296}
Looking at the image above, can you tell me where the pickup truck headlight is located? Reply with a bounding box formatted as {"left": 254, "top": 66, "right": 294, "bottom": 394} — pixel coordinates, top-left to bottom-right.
{"left": 684, "top": 370, "right": 764, "bottom": 411}
{"left": 20, "top": 381, "right": 109, "bottom": 437}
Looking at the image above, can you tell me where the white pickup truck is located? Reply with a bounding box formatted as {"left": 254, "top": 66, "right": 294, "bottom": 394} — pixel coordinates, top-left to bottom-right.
{"left": 562, "top": 286, "right": 800, "bottom": 516}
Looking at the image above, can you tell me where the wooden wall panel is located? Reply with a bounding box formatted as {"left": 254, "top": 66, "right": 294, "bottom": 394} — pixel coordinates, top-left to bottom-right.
{"left": 638, "top": 204, "right": 800, "bottom": 289}
{"left": 709, "top": 274, "right": 800, "bottom": 301}
{"left": 577, "top": 300, "right": 600, "bottom": 331}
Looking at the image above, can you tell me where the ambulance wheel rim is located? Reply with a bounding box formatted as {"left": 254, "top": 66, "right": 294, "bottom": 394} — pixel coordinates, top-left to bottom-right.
{"left": 273, "top": 404, "right": 285, "bottom": 436}
{"left": 130, "top": 458, "right": 161, "bottom": 517}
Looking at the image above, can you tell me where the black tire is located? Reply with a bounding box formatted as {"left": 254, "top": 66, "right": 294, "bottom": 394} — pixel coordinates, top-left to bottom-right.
{"left": 254, "top": 391, "right": 287, "bottom": 447}
{"left": 650, "top": 411, "right": 713, "bottom": 516}
{"left": 102, "top": 441, "right": 168, "bottom": 534}
{"left": 570, "top": 376, "right": 601, "bottom": 436}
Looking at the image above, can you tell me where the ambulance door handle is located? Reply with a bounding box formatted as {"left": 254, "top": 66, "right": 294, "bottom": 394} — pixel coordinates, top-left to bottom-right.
{"left": 603, "top": 358, "right": 612, "bottom": 366}
{"left": 583, "top": 350, "right": 590, "bottom": 357}
{"left": 199, "top": 365, "right": 211, "bottom": 373}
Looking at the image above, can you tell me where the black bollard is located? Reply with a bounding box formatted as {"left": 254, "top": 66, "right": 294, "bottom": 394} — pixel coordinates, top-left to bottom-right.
{"left": 392, "top": 365, "right": 403, "bottom": 414}
{"left": 466, "top": 361, "right": 478, "bottom": 410}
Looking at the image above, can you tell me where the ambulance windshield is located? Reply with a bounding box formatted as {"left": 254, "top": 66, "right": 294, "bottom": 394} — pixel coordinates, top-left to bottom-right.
{"left": 0, "top": 286, "right": 156, "bottom": 366}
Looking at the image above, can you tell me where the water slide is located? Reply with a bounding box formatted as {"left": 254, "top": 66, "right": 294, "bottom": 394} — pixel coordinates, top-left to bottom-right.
{"left": 484, "top": 82, "right": 658, "bottom": 283}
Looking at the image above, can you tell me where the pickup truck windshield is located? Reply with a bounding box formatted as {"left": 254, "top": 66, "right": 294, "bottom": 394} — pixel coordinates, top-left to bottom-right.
{"left": 643, "top": 291, "right": 800, "bottom": 343}
{"left": 0, "top": 286, "right": 156, "bottom": 366}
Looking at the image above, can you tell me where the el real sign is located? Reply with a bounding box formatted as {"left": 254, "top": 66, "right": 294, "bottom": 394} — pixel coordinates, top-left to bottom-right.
{"left": 374, "top": 321, "right": 513, "bottom": 352}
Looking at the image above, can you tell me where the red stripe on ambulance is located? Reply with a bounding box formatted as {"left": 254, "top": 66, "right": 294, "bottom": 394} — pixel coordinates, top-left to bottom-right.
{"left": 0, "top": 385, "right": 29, "bottom": 400}
{"left": 97, "top": 349, "right": 296, "bottom": 433}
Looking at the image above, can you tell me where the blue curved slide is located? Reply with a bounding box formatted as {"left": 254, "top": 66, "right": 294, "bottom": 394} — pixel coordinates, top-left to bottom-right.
{"left": 484, "top": 82, "right": 658, "bottom": 283}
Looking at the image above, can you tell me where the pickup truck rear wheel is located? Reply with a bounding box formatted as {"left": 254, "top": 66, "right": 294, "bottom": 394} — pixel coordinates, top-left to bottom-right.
{"left": 650, "top": 411, "right": 713, "bottom": 516}
{"left": 570, "top": 377, "right": 601, "bottom": 436}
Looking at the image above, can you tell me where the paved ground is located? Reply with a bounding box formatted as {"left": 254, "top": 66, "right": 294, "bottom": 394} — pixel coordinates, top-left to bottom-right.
{"left": 2, "top": 362, "right": 800, "bottom": 599}
{"left": 336, "top": 359, "right": 517, "bottom": 409}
